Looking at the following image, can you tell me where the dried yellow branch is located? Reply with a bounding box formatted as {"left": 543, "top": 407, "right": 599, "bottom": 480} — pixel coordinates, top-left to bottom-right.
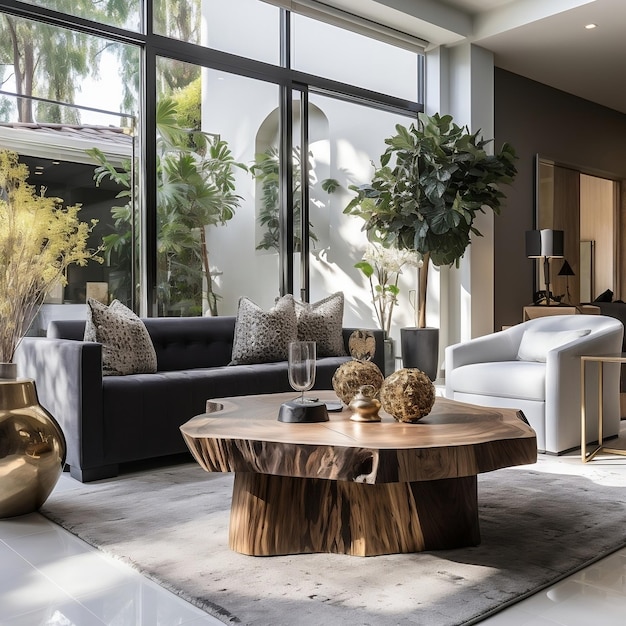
{"left": 0, "top": 150, "right": 102, "bottom": 362}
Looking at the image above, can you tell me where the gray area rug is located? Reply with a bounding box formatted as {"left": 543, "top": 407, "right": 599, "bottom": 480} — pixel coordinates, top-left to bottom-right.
{"left": 41, "top": 457, "right": 626, "bottom": 626}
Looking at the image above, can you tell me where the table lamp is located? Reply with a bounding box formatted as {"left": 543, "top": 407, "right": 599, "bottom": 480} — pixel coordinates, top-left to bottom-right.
{"left": 525, "top": 229, "right": 564, "bottom": 306}
{"left": 558, "top": 259, "right": 575, "bottom": 304}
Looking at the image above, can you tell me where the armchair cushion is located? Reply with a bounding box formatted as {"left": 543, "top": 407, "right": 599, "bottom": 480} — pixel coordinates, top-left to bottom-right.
{"left": 517, "top": 328, "right": 590, "bottom": 362}
{"left": 448, "top": 361, "right": 546, "bottom": 402}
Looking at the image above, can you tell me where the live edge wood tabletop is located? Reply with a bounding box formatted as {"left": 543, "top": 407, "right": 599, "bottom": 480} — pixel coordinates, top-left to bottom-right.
{"left": 180, "top": 391, "right": 537, "bottom": 557}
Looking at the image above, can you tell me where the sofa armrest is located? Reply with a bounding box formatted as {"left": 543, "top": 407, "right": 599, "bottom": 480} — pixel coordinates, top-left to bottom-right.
{"left": 14, "top": 337, "right": 105, "bottom": 473}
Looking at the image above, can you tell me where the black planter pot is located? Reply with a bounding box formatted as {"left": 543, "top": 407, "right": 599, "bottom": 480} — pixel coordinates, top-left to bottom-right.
{"left": 400, "top": 327, "right": 439, "bottom": 381}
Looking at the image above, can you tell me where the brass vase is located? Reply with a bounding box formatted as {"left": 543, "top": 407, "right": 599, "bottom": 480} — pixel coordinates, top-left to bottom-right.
{"left": 0, "top": 364, "right": 66, "bottom": 518}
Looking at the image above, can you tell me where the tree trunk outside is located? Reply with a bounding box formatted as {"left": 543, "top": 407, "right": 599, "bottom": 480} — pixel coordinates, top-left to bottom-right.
{"left": 418, "top": 252, "right": 430, "bottom": 329}
{"left": 200, "top": 226, "right": 217, "bottom": 316}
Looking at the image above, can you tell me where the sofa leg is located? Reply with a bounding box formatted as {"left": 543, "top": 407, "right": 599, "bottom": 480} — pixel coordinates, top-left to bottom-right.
{"left": 69, "top": 464, "right": 119, "bottom": 483}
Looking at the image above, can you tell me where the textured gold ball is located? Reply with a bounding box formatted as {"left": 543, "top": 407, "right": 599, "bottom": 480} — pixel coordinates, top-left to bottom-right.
{"left": 380, "top": 368, "right": 435, "bottom": 423}
{"left": 332, "top": 360, "right": 384, "bottom": 405}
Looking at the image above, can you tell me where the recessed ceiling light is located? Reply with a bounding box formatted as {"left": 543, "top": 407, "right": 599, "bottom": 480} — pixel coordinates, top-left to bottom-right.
{"left": 585, "top": 23, "right": 597, "bottom": 29}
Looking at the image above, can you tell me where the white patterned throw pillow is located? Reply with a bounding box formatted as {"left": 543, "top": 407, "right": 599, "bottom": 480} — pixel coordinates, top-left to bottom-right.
{"left": 295, "top": 291, "right": 347, "bottom": 357}
{"left": 230, "top": 294, "right": 298, "bottom": 365}
{"left": 84, "top": 298, "right": 158, "bottom": 376}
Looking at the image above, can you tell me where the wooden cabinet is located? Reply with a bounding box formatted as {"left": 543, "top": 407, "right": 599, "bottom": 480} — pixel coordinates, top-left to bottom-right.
{"left": 523, "top": 305, "right": 600, "bottom": 321}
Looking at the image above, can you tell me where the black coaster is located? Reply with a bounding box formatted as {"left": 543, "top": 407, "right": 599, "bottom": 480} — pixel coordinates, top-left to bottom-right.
{"left": 278, "top": 400, "right": 329, "bottom": 423}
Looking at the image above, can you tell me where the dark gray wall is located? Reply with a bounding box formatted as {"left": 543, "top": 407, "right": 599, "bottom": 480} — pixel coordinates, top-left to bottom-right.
{"left": 493, "top": 68, "right": 626, "bottom": 330}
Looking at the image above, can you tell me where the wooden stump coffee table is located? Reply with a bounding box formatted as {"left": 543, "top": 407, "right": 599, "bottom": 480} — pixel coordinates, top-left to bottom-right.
{"left": 180, "top": 391, "right": 536, "bottom": 557}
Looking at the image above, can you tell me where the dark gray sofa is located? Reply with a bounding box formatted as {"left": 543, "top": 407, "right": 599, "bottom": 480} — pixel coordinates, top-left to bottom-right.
{"left": 16, "top": 316, "right": 384, "bottom": 482}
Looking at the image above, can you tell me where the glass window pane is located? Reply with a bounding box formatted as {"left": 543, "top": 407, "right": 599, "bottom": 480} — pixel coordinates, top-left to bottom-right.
{"left": 292, "top": 14, "right": 419, "bottom": 101}
{"left": 156, "top": 57, "right": 280, "bottom": 317}
{"left": 0, "top": 14, "right": 140, "bottom": 122}
{"left": 0, "top": 14, "right": 141, "bottom": 321}
{"left": 154, "top": 0, "right": 280, "bottom": 65}
{"left": 302, "top": 94, "right": 417, "bottom": 337}
{"left": 0, "top": 94, "right": 139, "bottom": 333}
{"left": 11, "top": 0, "right": 141, "bottom": 31}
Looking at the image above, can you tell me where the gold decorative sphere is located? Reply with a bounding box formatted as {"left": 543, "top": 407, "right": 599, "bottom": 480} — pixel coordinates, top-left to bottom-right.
{"left": 380, "top": 368, "right": 435, "bottom": 423}
{"left": 332, "top": 360, "right": 384, "bottom": 405}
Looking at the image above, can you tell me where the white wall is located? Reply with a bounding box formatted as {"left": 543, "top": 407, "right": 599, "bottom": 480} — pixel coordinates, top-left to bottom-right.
{"left": 426, "top": 42, "right": 496, "bottom": 350}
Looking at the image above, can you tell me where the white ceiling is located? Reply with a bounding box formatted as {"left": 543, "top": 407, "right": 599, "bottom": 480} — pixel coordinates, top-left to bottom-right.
{"left": 329, "top": 0, "right": 626, "bottom": 114}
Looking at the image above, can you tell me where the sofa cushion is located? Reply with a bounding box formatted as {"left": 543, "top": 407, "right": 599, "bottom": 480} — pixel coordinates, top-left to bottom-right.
{"left": 85, "top": 298, "right": 158, "bottom": 376}
{"left": 448, "top": 361, "right": 547, "bottom": 402}
{"left": 230, "top": 294, "right": 297, "bottom": 365}
{"left": 517, "top": 329, "right": 590, "bottom": 362}
{"left": 295, "top": 292, "right": 347, "bottom": 357}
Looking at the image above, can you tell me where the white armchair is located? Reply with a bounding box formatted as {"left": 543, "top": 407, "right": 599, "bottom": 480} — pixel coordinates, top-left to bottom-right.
{"left": 444, "top": 315, "right": 623, "bottom": 454}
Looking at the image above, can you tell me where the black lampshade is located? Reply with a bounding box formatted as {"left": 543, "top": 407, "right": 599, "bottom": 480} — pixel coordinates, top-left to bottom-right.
{"left": 525, "top": 229, "right": 564, "bottom": 258}
{"left": 558, "top": 260, "right": 575, "bottom": 277}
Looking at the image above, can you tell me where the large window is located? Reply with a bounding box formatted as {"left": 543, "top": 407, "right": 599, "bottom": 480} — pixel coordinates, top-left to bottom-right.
{"left": 154, "top": 58, "right": 280, "bottom": 316}
{"left": 11, "top": 0, "right": 141, "bottom": 31}
{"left": 154, "top": 0, "right": 281, "bottom": 65}
{"left": 0, "top": 0, "right": 423, "bottom": 335}
{"left": 0, "top": 10, "right": 140, "bottom": 332}
{"left": 292, "top": 14, "right": 419, "bottom": 101}
{"left": 299, "top": 94, "right": 414, "bottom": 328}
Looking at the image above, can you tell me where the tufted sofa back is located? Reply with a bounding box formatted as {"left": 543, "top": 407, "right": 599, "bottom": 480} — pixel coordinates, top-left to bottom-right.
{"left": 47, "top": 316, "right": 237, "bottom": 371}
{"left": 144, "top": 316, "right": 235, "bottom": 370}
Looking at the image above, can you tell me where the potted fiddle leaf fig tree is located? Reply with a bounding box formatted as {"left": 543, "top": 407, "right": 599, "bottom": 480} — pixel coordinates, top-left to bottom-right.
{"left": 345, "top": 112, "right": 517, "bottom": 379}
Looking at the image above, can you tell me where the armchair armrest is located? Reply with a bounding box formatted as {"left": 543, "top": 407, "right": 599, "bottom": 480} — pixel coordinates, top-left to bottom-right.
{"left": 445, "top": 328, "right": 523, "bottom": 400}
{"left": 445, "top": 328, "right": 521, "bottom": 370}
{"left": 544, "top": 325, "right": 623, "bottom": 453}
{"left": 14, "top": 337, "right": 105, "bottom": 473}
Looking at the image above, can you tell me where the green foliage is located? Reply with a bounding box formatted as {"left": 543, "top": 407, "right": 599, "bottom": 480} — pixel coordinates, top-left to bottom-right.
{"left": 89, "top": 97, "right": 247, "bottom": 316}
{"left": 172, "top": 78, "right": 201, "bottom": 131}
{"left": 354, "top": 244, "right": 419, "bottom": 335}
{"left": 345, "top": 112, "right": 517, "bottom": 327}
{"left": 86, "top": 147, "right": 135, "bottom": 304}
{"left": 345, "top": 112, "right": 517, "bottom": 266}
{"left": 0, "top": 3, "right": 131, "bottom": 123}
{"left": 251, "top": 146, "right": 339, "bottom": 252}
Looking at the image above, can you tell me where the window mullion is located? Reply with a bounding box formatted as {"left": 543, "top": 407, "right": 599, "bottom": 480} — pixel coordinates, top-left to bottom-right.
{"left": 299, "top": 89, "right": 310, "bottom": 302}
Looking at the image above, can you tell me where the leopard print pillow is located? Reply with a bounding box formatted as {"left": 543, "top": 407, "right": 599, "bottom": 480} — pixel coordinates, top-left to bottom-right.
{"left": 295, "top": 292, "right": 347, "bottom": 357}
{"left": 230, "top": 294, "right": 297, "bottom": 365}
{"left": 85, "top": 298, "right": 158, "bottom": 376}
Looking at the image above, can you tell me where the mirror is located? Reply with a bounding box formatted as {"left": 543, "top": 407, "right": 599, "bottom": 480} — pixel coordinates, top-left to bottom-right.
{"left": 535, "top": 155, "right": 619, "bottom": 304}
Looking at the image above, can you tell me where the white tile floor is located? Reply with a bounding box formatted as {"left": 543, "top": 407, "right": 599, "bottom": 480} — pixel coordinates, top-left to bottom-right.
{"left": 1, "top": 449, "right": 626, "bottom": 625}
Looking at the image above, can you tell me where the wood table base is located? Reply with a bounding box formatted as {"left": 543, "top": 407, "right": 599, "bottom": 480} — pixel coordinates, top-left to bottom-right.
{"left": 229, "top": 472, "right": 480, "bottom": 557}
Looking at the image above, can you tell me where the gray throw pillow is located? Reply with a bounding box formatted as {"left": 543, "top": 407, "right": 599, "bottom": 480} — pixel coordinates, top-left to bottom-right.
{"left": 85, "top": 298, "right": 158, "bottom": 376}
{"left": 230, "top": 294, "right": 297, "bottom": 365}
{"left": 295, "top": 291, "right": 347, "bottom": 357}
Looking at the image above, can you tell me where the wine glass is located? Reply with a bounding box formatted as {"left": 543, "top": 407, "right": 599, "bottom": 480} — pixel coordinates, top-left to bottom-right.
{"left": 288, "top": 341, "right": 316, "bottom": 404}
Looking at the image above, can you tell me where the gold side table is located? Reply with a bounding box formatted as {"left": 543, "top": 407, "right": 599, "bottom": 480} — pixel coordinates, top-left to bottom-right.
{"left": 581, "top": 353, "right": 626, "bottom": 462}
